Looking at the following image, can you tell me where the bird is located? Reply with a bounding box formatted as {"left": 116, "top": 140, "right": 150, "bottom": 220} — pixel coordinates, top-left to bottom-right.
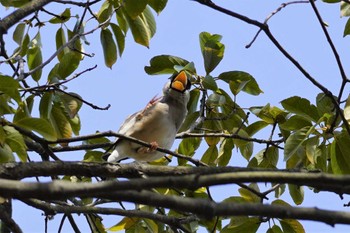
{"left": 104, "top": 71, "right": 191, "bottom": 163}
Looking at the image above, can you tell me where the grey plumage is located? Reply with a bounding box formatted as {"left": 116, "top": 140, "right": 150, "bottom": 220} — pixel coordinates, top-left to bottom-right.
{"left": 105, "top": 71, "right": 191, "bottom": 162}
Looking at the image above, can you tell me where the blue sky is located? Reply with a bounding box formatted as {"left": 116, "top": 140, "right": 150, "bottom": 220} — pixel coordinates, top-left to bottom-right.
{"left": 2, "top": 0, "right": 350, "bottom": 232}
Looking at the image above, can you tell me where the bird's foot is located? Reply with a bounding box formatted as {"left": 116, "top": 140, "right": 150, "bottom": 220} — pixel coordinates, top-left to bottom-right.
{"left": 137, "top": 141, "right": 159, "bottom": 154}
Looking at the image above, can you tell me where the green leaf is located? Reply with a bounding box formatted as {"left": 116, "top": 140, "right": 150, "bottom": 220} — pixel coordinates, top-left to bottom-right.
{"left": 239, "top": 183, "right": 260, "bottom": 203}
{"left": 59, "top": 92, "right": 83, "bottom": 118}
{"left": 18, "top": 33, "right": 30, "bottom": 57}
{"left": 187, "top": 89, "right": 200, "bottom": 114}
{"left": 250, "top": 104, "right": 288, "bottom": 124}
{"left": 96, "top": 0, "right": 113, "bottom": 24}
{"left": 280, "top": 115, "right": 312, "bottom": 131}
{"left": 14, "top": 117, "right": 57, "bottom": 141}
{"left": 281, "top": 96, "right": 319, "bottom": 122}
{"left": 217, "top": 138, "right": 234, "bottom": 166}
{"left": 84, "top": 151, "right": 104, "bottom": 162}
{"left": 284, "top": 127, "right": 312, "bottom": 161}
{"left": 201, "top": 145, "right": 218, "bottom": 166}
{"left": 221, "top": 216, "right": 260, "bottom": 233}
{"left": 13, "top": 23, "right": 26, "bottom": 45}
{"left": 27, "top": 37, "right": 43, "bottom": 82}
{"left": 124, "top": 0, "right": 147, "bottom": 19}
{"left": 199, "top": 31, "right": 225, "bottom": 74}
{"left": 49, "top": 8, "right": 71, "bottom": 24}
{"left": 57, "top": 50, "right": 81, "bottom": 79}
{"left": 0, "top": 75, "right": 21, "bottom": 103}
{"left": 245, "top": 121, "right": 269, "bottom": 136}
{"left": 50, "top": 101, "right": 73, "bottom": 140}
{"left": 207, "top": 93, "right": 226, "bottom": 107}
{"left": 110, "top": 23, "right": 125, "bottom": 57}
{"left": 316, "top": 93, "right": 335, "bottom": 115}
{"left": 39, "top": 92, "right": 53, "bottom": 119}
{"left": 123, "top": 8, "right": 153, "bottom": 47}
{"left": 280, "top": 219, "right": 305, "bottom": 233}
{"left": 202, "top": 75, "right": 218, "bottom": 91}
{"left": 148, "top": 0, "right": 168, "bottom": 14}
{"left": 56, "top": 27, "right": 68, "bottom": 61}
{"left": 3, "top": 126, "right": 27, "bottom": 162}
{"left": 0, "top": 143, "right": 15, "bottom": 163}
{"left": 145, "top": 55, "right": 189, "bottom": 75}
{"left": 251, "top": 147, "right": 278, "bottom": 169}
{"left": 0, "top": 95, "right": 15, "bottom": 115}
{"left": 288, "top": 184, "right": 304, "bottom": 205}
{"left": 220, "top": 71, "right": 263, "bottom": 96}
{"left": 330, "top": 131, "right": 350, "bottom": 174}
{"left": 305, "top": 136, "right": 318, "bottom": 165}
{"left": 267, "top": 225, "right": 284, "bottom": 233}
{"left": 100, "top": 28, "right": 117, "bottom": 68}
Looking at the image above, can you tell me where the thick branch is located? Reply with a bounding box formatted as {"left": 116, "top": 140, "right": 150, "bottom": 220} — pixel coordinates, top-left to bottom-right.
{"left": 2, "top": 162, "right": 350, "bottom": 196}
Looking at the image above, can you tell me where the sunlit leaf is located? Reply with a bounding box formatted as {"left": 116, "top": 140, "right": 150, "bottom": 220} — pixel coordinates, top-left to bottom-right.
{"left": 341, "top": 1, "right": 350, "bottom": 17}
{"left": 107, "top": 217, "right": 138, "bottom": 231}
{"left": 344, "top": 94, "right": 350, "bottom": 125}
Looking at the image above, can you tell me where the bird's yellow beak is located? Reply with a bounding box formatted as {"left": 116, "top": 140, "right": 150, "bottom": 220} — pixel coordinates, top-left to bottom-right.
{"left": 171, "top": 71, "right": 188, "bottom": 92}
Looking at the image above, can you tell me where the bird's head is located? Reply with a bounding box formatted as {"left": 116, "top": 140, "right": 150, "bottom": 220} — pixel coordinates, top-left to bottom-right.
{"left": 169, "top": 71, "right": 191, "bottom": 93}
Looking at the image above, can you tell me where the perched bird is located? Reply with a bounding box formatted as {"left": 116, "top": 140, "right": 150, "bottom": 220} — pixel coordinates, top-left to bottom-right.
{"left": 104, "top": 71, "right": 191, "bottom": 163}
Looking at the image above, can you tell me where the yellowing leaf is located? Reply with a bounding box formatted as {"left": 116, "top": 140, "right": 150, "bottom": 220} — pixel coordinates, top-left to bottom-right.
{"left": 107, "top": 217, "right": 138, "bottom": 232}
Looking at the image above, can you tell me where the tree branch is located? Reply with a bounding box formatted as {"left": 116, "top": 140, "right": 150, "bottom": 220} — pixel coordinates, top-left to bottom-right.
{"left": 22, "top": 199, "right": 195, "bottom": 233}
{"left": 0, "top": 0, "right": 54, "bottom": 34}
{"left": 194, "top": 0, "right": 350, "bottom": 139}
{"left": 2, "top": 162, "right": 350, "bottom": 196}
